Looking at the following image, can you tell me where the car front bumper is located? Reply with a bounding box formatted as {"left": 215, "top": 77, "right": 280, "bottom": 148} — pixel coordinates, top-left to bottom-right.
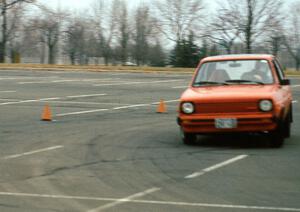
{"left": 178, "top": 113, "right": 278, "bottom": 134}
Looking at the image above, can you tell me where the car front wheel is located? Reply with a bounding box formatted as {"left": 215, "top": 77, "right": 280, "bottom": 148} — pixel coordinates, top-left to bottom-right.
{"left": 283, "top": 109, "right": 292, "bottom": 138}
{"left": 269, "top": 123, "right": 285, "bottom": 148}
{"left": 180, "top": 128, "right": 197, "bottom": 145}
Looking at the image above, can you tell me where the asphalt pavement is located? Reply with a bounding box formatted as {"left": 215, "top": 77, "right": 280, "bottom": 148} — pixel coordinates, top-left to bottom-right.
{"left": 0, "top": 69, "right": 300, "bottom": 212}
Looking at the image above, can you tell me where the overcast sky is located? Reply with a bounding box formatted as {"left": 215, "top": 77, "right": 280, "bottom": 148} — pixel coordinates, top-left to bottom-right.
{"left": 39, "top": 0, "right": 150, "bottom": 10}
{"left": 39, "top": 0, "right": 298, "bottom": 11}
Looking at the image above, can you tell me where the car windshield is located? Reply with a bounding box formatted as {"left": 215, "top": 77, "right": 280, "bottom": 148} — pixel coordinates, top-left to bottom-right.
{"left": 193, "top": 60, "right": 274, "bottom": 86}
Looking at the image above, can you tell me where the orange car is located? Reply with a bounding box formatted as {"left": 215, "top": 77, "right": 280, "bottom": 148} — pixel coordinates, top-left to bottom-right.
{"left": 177, "top": 54, "right": 293, "bottom": 147}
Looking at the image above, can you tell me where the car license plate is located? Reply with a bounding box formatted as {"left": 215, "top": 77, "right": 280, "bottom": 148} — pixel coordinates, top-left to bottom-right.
{"left": 215, "top": 118, "right": 237, "bottom": 129}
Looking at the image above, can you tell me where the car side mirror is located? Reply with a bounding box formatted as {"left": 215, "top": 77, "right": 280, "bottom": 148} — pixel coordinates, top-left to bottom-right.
{"left": 281, "top": 79, "right": 290, "bottom": 86}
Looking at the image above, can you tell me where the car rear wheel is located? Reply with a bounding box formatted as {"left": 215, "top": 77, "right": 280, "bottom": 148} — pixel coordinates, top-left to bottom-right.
{"left": 180, "top": 128, "right": 197, "bottom": 145}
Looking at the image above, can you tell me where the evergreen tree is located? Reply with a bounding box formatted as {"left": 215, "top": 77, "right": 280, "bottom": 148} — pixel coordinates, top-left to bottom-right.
{"left": 187, "top": 33, "right": 200, "bottom": 67}
{"left": 199, "top": 39, "right": 208, "bottom": 60}
{"left": 209, "top": 44, "right": 219, "bottom": 56}
{"left": 169, "top": 34, "right": 200, "bottom": 67}
{"left": 169, "top": 40, "right": 181, "bottom": 67}
{"left": 149, "top": 41, "right": 166, "bottom": 67}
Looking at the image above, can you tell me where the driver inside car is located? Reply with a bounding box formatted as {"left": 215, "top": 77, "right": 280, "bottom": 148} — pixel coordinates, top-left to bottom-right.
{"left": 241, "top": 61, "right": 273, "bottom": 83}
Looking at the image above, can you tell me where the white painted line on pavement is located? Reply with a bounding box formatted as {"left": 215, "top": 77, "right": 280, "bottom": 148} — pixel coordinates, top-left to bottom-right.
{"left": 151, "top": 99, "right": 179, "bottom": 104}
{"left": 0, "top": 93, "right": 108, "bottom": 106}
{"left": 39, "top": 97, "right": 61, "bottom": 101}
{"left": 3, "top": 146, "right": 64, "bottom": 160}
{"left": 56, "top": 109, "right": 109, "bottom": 117}
{"left": 18, "top": 81, "right": 49, "bottom": 84}
{"left": 0, "top": 191, "right": 299, "bottom": 211}
{"left": 41, "top": 101, "right": 130, "bottom": 106}
{"left": 172, "top": 86, "right": 188, "bottom": 89}
{"left": 123, "top": 200, "right": 300, "bottom": 211}
{"left": 292, "top": 85, "right": 300, "bottom": 88}
{"left": 0, "top": 77, "right": 53, "bottom": 80}
{"left": 0, "top": 98, "right": 20, "bottom": 101}
{"left": 51, "top": 79, "right": 80, "bottom": 83}
{"left": 93, "top": 79, "right": 183, "bottom": 86}
{"left": 185, "top": 155, "right": 248, "bottom": 179}
{"left": 18, "top": 80, "right": 75, "bottom": 84}
{"left": 67, "top": 94, "right": 107, "bottom": 98}
{"left": 0, "top": 77, "right": 22, "bottom": 80}
{"left": 113, "top": 104, "right": 149, "bottom": 110}
{"left": 87, "top": 187, "right": 160, "bottom": 212}
{"left": 55, "top": 99, "right": 179, "bottom": 117}
{"left": 110, "top": 73, "right": 133, "bottom": 76}
{"left": 0, "top": 191, "right": 116, "bottom": 201}
{"left": 0, "top": 99, "right": 40, "bottom": 105}
{"left": 18, "top": 78, "right": 119, "bottom": 84}
{"left": 81, "top": 78, "right": 120, "bottom": 82}
{"left": 0, "top": 90, "right": 16, "bottom": 93}
{"left": 293, "top": 100, "right": 298, "bottom": 104}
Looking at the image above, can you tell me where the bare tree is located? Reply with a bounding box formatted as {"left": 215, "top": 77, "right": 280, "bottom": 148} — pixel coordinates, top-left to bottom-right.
{"left": 284, "top": 2, "right": 300, "bottom": 71}
{"left": 218, "top": 0, "right": 282, "bottom": 53}
{"left": 64, "top": 17, "right": 87, "bottom": 65}
{"left": 30, "top": 5, "right": 67, "bottom": 64}
{"left": 0, "top": 0, "right": 34, "bottom": 62}
{"left": 117, "top": 1, "right": 129, "bottom": 65}
{"left": 6, "top": 3, "right": 25, "bottom": 62}
{"left": 37, "top": 17, "right": 60, "bottom": 64}
{"left": 132, "top": 5, "right": 152, "bottom": 66}
{"left": 21, "top": 19, "right": 41, "bottom": 62}
{"left": 209, "top": 7, "right": 241, "bottom": 54}
{"left": 91, "top": 0, "right": 120, "bottom": 65}
{"left": 264, "top": 17, "right": 284, "bottom": 56}
{"left": 153, "top": 0, "right": 204, "bottom": 42}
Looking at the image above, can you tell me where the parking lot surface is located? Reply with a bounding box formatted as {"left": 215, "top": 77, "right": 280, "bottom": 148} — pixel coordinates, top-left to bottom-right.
{"left": 0, "top": 69, "right": 300, "bottom": 212}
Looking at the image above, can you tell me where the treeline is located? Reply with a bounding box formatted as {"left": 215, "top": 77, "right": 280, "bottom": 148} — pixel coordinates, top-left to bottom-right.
{"left": 1, "top": 0, "right": 300, "bottom": 69}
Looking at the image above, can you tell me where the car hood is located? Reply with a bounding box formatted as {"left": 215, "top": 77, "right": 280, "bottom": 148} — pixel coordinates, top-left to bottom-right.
{"left": 181, "top": 85, "right": 278, "bottom": 103}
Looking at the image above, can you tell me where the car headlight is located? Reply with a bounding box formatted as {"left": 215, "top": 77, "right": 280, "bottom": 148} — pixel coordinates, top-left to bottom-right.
{"left": 259, "top": 100, "right": 273, "bottom": 112}
{"left": 182, "top": 102, "right": 195, "bottom": 114}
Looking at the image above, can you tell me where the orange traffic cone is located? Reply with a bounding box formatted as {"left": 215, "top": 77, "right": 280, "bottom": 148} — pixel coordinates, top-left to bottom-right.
{"left": 156, "top": 99, "right": 167, "bottom": 113}
{"left": 41, "top": 105, "right": 52, "bottom": 121}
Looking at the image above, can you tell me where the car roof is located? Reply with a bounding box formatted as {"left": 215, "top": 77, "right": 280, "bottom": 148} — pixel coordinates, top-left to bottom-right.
{"left": 201, "top": 54, "right": 275, "bottom": 63}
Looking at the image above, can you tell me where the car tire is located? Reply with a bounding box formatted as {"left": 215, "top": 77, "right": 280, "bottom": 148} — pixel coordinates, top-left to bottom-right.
{"left": 283, "top": 110, "right": 292, "bottom": 138}
{"left": 290, "top": 104, "right": 294, "bottom": 123}
{"left": 180, "top": 129, "right": 197, "bottom": 145}
{"left": 269, "top": 125, "right": 285, "bottom": 148}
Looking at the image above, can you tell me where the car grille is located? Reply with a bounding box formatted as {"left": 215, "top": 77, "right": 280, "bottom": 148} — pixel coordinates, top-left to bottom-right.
{"left": 195, "top": 102, "right": 259, "bottom": 114}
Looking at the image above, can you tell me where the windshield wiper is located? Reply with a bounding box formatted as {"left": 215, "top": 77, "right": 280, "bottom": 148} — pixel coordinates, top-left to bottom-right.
{"left": 193, "top": 81, "right": 229, "bottom": 86}
{"left": 225, "top": 80, "right": 265, "bottom": 85}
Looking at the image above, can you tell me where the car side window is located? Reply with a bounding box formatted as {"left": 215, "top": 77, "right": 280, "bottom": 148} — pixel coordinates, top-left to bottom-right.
{"left": 273, "top": 60, "right": 285, "bottom": 81}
